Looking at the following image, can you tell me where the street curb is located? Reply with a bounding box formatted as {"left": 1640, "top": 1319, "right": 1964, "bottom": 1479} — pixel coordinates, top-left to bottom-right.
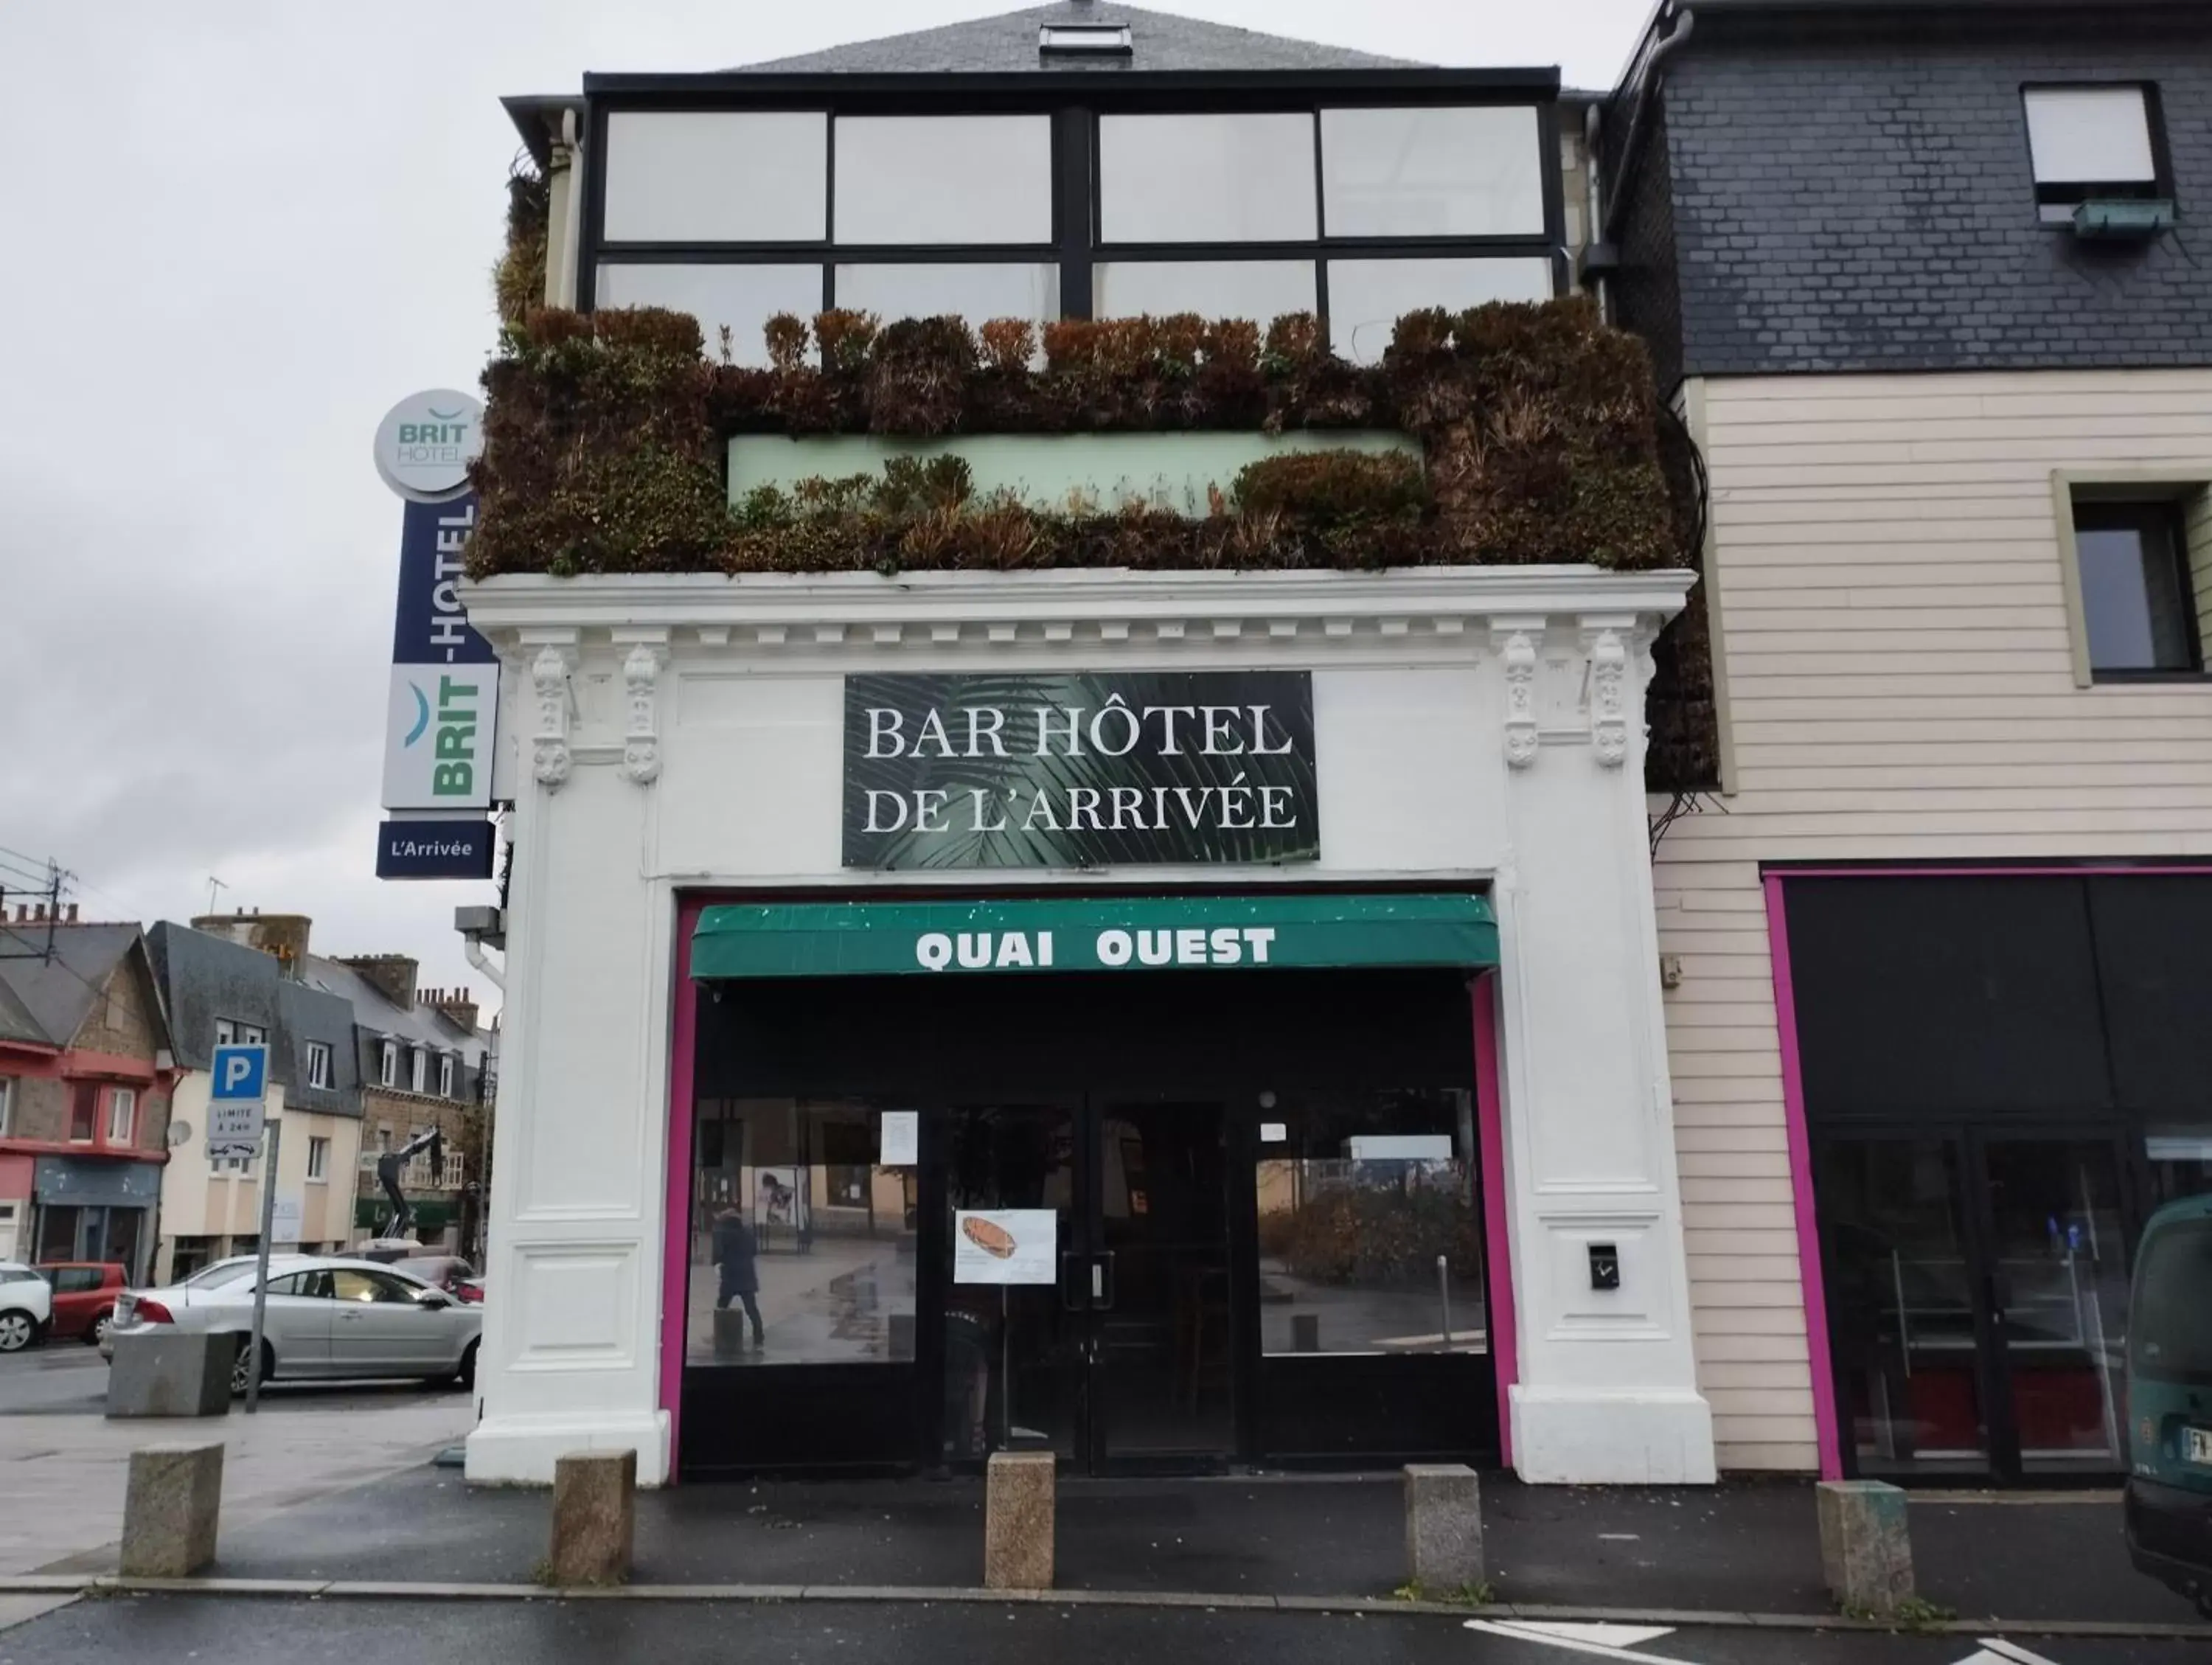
{"left": 0, "top": 1576, "right": 2202, "bottom": 1639}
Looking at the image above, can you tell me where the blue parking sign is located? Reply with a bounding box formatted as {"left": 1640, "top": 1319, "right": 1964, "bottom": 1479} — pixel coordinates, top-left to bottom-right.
{"left": 210, "top": 1043, "right": 268, "bottom": 1102}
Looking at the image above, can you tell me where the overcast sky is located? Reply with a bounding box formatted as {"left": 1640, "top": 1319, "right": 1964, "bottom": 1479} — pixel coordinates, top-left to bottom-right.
{"left": 0, "top": 0, "right": 1654, "bottom": 1017}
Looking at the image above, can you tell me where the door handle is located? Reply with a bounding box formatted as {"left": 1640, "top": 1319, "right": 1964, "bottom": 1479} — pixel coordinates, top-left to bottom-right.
{"left": 1091, "top": 1262, "right": 1104, "bottom": 1301}
{"left": 1096, "top": 1251, "right": 1116, "bottom": 1311}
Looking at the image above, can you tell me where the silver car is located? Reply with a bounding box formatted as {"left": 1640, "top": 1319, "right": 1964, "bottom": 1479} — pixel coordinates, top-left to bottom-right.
{"left": 105, "top": 1255, "right": 481, "bottom": 1394}
{"left": 0, "top": 1262, "right": 54, "bottom": 1352}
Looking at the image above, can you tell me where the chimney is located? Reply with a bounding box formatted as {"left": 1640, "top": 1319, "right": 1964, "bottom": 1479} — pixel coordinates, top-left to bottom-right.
{"left": 341, "top": 955, "right": 419, "bottom": 1010}
{"left": 427, "top": 984, "right": 480, "bottom": 1035}
{"left": 66, "top": 903, "right": 78, "bottom": 923}
{"left": 193, "top": 912, "right": 313, "bottom": 976}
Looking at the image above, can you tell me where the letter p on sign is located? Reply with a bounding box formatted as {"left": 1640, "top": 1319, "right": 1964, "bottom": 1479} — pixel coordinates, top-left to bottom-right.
{"left": 210, "top": 1043, "right": 266, "bottom": 1103}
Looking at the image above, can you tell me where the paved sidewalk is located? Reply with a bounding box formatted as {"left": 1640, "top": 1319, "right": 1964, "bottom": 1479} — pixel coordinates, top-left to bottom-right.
{"left": 0, "top": 1371, "right": 473, "bottom": 1578}
{"left": 156, "top": 1468, "right": 2198, "bottom": 1627}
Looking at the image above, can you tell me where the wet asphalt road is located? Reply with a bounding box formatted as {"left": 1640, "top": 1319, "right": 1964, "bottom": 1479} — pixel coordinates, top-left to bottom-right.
{"left": 0, "top": 1599, "right": 2199, "bottom": 1665}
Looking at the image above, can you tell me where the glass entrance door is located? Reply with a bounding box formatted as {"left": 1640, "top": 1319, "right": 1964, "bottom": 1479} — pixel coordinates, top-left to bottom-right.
{"left": 1979, "top": 1135, "right": 2130, "bottom": 1477}
{"left": 939, "top": 1099, "right": 1236, "bottom": 1474}
{"left": 1816, "top": 1130, "right": 2137, "bottom": 1483}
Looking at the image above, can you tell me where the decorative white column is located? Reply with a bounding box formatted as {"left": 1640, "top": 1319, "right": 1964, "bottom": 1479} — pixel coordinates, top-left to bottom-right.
{"left": 1485, "top": 610, "right": 1717, "bottom": 1484}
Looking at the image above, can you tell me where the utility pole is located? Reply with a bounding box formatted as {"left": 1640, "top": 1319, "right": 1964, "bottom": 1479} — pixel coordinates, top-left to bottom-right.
{"left": 244, "top": 1113, "right": 282, "bottom": 1414}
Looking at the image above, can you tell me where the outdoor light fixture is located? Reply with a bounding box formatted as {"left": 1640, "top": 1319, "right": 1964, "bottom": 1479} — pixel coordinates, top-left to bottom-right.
{"left": 1039, "top": 21, "right": 1133, "bottom": 56}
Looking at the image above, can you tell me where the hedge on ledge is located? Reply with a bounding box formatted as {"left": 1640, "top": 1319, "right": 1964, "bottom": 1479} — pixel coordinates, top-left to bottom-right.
{"left": 467, "top": 299, "right": 1680, "bottom": 582}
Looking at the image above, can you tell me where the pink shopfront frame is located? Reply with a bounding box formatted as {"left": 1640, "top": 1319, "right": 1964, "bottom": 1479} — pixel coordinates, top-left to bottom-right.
{"left": 657, "top": 894, "right": 1520, "bottom": 1478}
{"left": 1762, "top": 861, "right": 2212, "bottom": 1482}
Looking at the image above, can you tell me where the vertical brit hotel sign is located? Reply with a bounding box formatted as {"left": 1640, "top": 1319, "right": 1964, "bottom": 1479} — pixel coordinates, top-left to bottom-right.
{"left": 372, "top": 389, "right": 498, "bottom": 880}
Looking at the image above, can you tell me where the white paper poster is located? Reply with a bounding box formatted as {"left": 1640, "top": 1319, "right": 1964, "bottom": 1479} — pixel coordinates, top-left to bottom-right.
{"left": 953, "top": 1209, "right": 1057, "bottom": 1285}
{"left": 880, "top": 1110, "right": 919, "bottom": 1167}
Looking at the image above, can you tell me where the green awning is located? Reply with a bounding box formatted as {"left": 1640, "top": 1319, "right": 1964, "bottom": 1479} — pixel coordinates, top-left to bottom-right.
{"left": 691, "top": 893, "right": 1496, "bottom": 980}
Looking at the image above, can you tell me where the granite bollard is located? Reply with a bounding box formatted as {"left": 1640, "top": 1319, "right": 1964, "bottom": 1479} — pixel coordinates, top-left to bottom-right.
{"left": 984, "top": 1450, "right": 1055, "bottom": 1590}
{"left": 1817, "top": 1478, "right": 1915, "bottom": 1616}
{"left": 106, "top": 1330, "right": 230, "bottom": 1418}
{"left": 1404, "top": 1463, "right": 1484, "bottom": 1591}
{"left": 549, "top": 1450, "right": 636, "bottom": 1585}
{"left": 120, "top": 1441, "right": 224, "bottom": 1577}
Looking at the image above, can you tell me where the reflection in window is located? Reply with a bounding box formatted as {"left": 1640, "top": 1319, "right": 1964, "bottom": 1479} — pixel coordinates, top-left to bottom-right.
{"left": 833, "top": 117, "right": 1054, "bottom": 246}
{"left": 1254, "top": 1089, "right": 1484, "bottom": 1357}
{"left": 833, "top": 263, "right": 1057, "bottom": 330}
{"left": 595, "top": 263, "right": 824, "bottom": 366}
{"left": 1321, "top": 107, "right": 1545, "bottom": 238}
{"left": 1099, "top": 114, "right": 1318, "bottom": 244}
{"left": 1327, "top": 257, "right": 1555, "bottom": 364}
{"left": 688, "top": 1098, "right": 918, "bottom": 1367}
{"left": 1094, "top": 260, "right": 1315, "bottom": 328}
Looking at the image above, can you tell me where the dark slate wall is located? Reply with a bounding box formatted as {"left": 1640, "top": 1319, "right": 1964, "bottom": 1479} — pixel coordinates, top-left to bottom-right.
{"left": 1647, "top": 13, "right": 2212, "bottom": 377}
{"left": 1605, "top": 89, "right": 1687, "bottom": 394}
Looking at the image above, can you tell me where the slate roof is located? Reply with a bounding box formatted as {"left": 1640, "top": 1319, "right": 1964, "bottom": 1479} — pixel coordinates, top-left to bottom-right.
{"left": 0, "top": 922, "right": 145, "bottom": 1050}
{"left": 145, "top": 922, "right": 358, "bottom": 1114}
{"left": 731, "top": 3, "right": 1427, "bottom": 74}
{"left": 302, "top": 956, "right": 487, "bottom": 1068}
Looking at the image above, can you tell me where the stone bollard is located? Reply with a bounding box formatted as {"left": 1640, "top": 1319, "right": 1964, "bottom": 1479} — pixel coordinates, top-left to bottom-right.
{"left": 984, "top": 1450, "right": 1055, "bottom": 1591}
{"left": 120, "top": 1441, "right": 224, "bottom": 1578}
{"left": 107, "top": 1331, "right": 230, "bottom": 1418}
{"left": 1404, "top": 1463, "right": 1485, "bottom": 1593}
{"left": 549, "top": 1450, "right": 636, "bottom": 1586}
{"left": 1817, "top": 1479, "right": 1914, "bottom": 1617}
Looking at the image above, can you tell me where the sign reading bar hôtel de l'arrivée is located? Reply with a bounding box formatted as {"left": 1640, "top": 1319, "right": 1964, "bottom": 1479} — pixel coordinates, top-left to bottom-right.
{"left": 844, "top": 672, "right": 1318, "bottom": 869}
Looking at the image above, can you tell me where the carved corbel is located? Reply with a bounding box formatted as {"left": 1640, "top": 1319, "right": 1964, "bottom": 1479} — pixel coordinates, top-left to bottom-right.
{"left": 620, "top": 642, "right": 667, "bottom": 785}
{"left": 530, "top": 644, "right": 575, "bottom": 790}
{"left": 1583, "top": 624, "right": 1631, "bottom": 768}
{"left": 1490, "top": 621, "right": 1543, "bottom": 770}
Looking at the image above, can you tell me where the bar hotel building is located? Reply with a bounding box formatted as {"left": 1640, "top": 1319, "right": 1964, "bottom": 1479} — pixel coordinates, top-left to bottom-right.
{"left": 461, "top": 0, "right": 2212, "bottom": 1490}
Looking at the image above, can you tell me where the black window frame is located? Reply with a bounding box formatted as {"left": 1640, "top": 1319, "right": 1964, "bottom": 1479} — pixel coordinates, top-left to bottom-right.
{"left": 2020, "top": 80, "right": 2174, "bottom": 223}
{"left": 578, "top": 69, "right": 1567, "bottom": 350}
{"left": 2072, "top": 494, "right": 2205, "bottom": 683}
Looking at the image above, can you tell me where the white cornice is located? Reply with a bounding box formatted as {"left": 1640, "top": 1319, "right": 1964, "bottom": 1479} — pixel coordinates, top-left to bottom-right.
{"left": 462, "top": 566, "right": 1697, "bottom": 646}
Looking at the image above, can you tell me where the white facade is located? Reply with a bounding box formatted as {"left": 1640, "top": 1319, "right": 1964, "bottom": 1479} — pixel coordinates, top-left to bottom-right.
{"left": 153, "top": 1075, "right": 364, "bottom": 1282}
{"left": 460, "top": 564, "right": 1715, "bottom": 1487}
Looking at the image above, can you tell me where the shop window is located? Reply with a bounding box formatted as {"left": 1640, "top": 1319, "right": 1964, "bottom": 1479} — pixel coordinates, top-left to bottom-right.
{"left": 2023, "top": 85, "right": 2164, "bottom": 224}
{"left": 1321, "top": 106, "right": 1545, "bottom": 238}
{"left": 602, "top": 111, "right": 829, "bottom": 243}
{"left": 105, "top": 1086, "right": 136, "bottom": 1144}
{"left": 68, "top": 1082, "right": 96, "bottom": 1142}
{"left": 686, "top": 1096, "right": 918, "bottom": 1367}
{"left": 1098, "top": 113, "right": 1318, "bottom": 243}
{"left": 1252, "top": 1088, "right": 1485, "bottom": 1358}
{"left": 307, "top": 1136, "right": 330, "bottom": 1181}
{"left": 832, "top": 116, "right": 1054, "bottom": 246}
{"left": 2065, "top": 493, "right": 2205, "bottom": 678}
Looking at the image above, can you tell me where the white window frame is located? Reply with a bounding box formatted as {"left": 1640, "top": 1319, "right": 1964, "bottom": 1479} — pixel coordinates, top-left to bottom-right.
{"left": 305, "top": 1040, "right": 333, "bottom": 1091}
{"left": 0, "top": 1077, "right": 12, "bottom": 1137}
{"left": 411, "top": 1048, "right": 427, "bottom": 1095}
{"left": 380, "top": 1041, "right": 399, "bottom": 1088}
{"left": 440, "top": 1152, "right": 467, "bottom": 1190}
{"left": 439, "top": 1054, "right": 456, "bottom": 1099}
{"left": 2023, "top": 85, "right": 2162, "bottom": 223}
{"left": 106, "top": 1086, "right": 136, "bottom": 1144}
{"left": 306, "top": 1136, "right": 330, "bottom": 1181}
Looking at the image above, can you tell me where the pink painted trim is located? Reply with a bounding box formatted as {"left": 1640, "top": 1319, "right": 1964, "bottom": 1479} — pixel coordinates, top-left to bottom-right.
{"left": 659, "top": 895, "right": 705, "bottom": 1481}
{"left": 1764, "top": 875, "right": 1843, "bottom": 1481}
{"left": 1764, "top": 865, "right": 2212, "bottom": 879}
{"left": 1471, "top": 970, "right": 1517, "bottom": 1470}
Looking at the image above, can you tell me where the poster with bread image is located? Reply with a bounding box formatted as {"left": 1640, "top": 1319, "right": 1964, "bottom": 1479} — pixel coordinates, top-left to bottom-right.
{"left": 953, "top": 1209, "right": 1058, "bottom": 1285}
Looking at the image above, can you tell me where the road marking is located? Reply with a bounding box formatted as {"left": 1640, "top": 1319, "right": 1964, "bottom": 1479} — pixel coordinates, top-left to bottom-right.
{"left": 1977, "top": 1642, "right": 2064, "bottom": 1665}
{"left": 1596, "top": 1533, "right": 1641, "bottom": 1542}
{"left": 1464, "top": 1619, "right": 1692, "bottom": 1660}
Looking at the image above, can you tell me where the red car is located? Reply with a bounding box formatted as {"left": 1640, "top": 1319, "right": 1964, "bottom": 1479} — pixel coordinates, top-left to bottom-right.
{"left": 37, "top": 1262, "right": 128, "bottom": 1344}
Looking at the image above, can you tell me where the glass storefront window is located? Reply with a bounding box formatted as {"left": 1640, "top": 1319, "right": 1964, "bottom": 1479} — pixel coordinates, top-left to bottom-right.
{"left": 1253, "top": 1088, "right": 1484, "bottom": 1357}
{"left": 1320, "top": 107, "right": 1546, "bottom": 239}
{"left": 602, "top": 111, "right": 829, "bottom": 243}
{"left": 1098, "top": 114, "right": 1319, "bottom": 243}
{"left": 832, "top": 263, "right": 1057, "bottom": 330}
{"left": 1326, "top": 257, "right": 1555, "bottom": 364}
{"left": 1093, "top": 259, "right": 1316, "bottom": 328}
{"left": 686, "top": 1096, "right": 917, "bottom": 1366}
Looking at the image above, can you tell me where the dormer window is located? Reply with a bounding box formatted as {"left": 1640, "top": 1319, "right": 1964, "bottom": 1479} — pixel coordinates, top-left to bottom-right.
{"left": 2024, "top": 85, "right": 2166, "bottom": 226}
{"left": 1039, "top": 22, "right": 1131, "bottom": 57}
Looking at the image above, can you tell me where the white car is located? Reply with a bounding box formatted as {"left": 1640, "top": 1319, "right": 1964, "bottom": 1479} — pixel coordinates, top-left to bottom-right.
{"left": 105, "top": 1255, "right": 481, "bottom": 1394}
{"left": 0, "top": 1262, "right": 53, "bottom": 1352}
